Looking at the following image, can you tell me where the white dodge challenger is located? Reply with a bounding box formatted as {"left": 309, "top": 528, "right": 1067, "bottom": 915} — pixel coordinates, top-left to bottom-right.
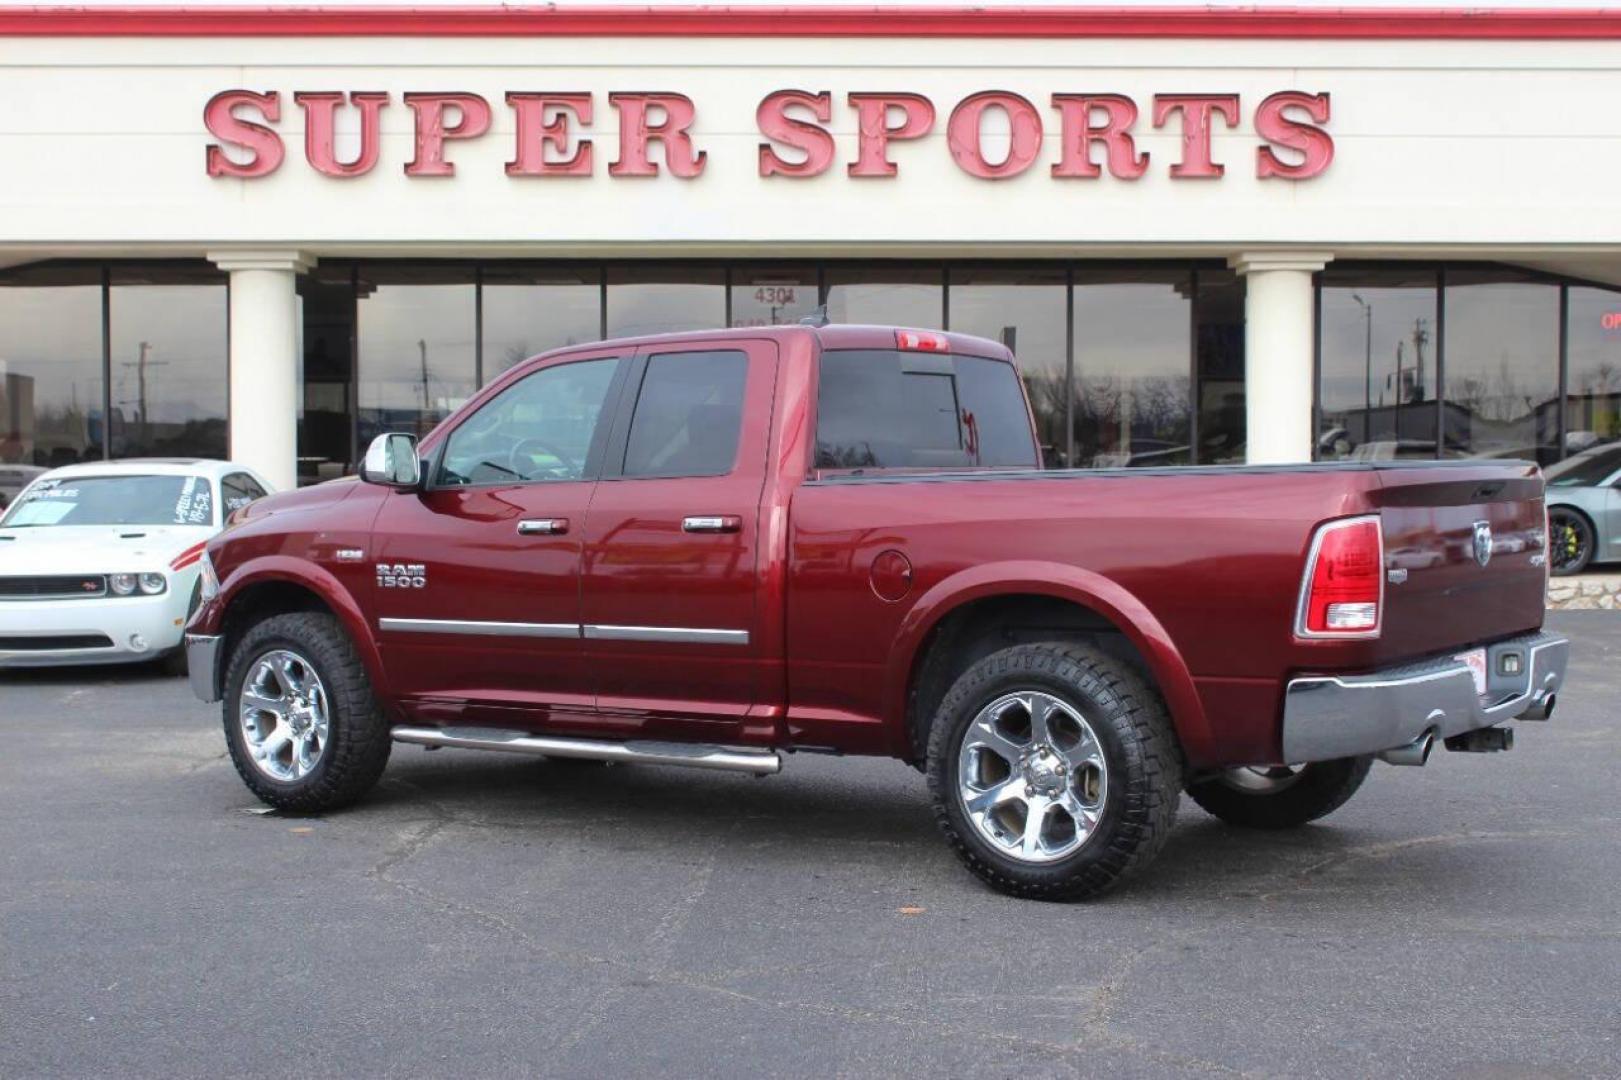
{"left": 0, "top": 459, "right": 274, "bottom": 671}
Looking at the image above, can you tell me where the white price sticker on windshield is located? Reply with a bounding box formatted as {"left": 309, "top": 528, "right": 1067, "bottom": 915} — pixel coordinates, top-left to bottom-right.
{"left": 1455, "top": 648, "right": 1488, "bottom": 696}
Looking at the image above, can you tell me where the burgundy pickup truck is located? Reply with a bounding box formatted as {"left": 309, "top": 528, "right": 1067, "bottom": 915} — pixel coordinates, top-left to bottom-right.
{"left": 186, "top": 323, "right": 1567, "bottom": 900}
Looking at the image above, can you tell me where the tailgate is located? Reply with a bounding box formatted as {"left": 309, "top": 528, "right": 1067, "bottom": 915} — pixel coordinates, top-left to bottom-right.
{"left": 1372, "top": 462, "right": 1547, "bottom": 661}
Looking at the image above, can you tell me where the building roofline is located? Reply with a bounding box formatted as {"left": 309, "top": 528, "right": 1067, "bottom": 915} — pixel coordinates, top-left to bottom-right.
{"left": 5, "top": 5, "right": 1621, "bottom": 40}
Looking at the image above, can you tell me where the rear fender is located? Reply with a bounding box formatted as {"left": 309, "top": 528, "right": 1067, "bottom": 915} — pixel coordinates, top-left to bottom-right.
{"left": 886, "top": 560, "right": 1212, "bottom": 765}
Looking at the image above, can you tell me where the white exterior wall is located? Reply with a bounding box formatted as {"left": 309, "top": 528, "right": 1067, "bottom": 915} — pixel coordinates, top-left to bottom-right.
{"left": 4, "top": 31, "right": 1621, "bottom": 475}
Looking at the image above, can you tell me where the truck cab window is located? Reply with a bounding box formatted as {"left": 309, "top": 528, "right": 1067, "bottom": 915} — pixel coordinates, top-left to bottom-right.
{"left": 621, "top": 350, "right": 748, "bottom": 478}
{"left": 815, "top": 350, "right": 1038, "bottom": 471}
{"left": 437, "top": 357, "right": 620, "bottom": 486}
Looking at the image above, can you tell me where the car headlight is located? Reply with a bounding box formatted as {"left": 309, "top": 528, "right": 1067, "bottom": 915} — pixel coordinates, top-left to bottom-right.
{"left": 138, "top": 572, "right": 167, "bottom": 596}
{"left": 108, "top": 572, "right": 137, "bottom": 596}
{"left": 198, "top": 551, "right": 219, "bottom": 602}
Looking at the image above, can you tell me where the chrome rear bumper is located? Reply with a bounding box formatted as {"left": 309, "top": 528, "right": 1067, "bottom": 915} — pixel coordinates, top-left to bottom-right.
{"left": 1281, "top": 630, "right": 1567, "bottom": 763}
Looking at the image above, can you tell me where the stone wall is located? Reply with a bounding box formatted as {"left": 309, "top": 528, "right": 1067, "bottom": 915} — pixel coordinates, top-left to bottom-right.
{"left": 1547, "top": 574, "right": 1621, "bottom": 610}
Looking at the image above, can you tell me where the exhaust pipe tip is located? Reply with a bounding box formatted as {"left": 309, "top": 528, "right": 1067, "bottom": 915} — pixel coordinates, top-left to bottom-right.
{"left": 1378, "top": 729, "right": 1435, "bottom": 767}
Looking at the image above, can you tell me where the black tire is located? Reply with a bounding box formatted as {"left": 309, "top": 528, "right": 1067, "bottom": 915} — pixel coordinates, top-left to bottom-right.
{"left": 1186, "top": 757, "right": 1372, "bottom": 829}
{"left": 925, "top": 642, "right": 1184, "bottom": 902}
{"left": 222, "top": 611, "right": 391, "bottom": 812}
{"left": 1549, "top": 507, "right": 1595, "bottom": 577}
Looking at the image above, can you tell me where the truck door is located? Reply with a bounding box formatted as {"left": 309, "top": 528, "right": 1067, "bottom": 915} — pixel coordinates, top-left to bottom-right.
{"left": 578, "top": 340, "right": 778, "bottom": 741}
{"left": 370, "top": 351, "right": 627, "bottom": 723}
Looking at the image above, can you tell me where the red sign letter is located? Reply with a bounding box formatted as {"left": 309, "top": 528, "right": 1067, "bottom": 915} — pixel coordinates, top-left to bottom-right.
{"left": 295, "top": 91, "right": 388, "bottom": 178}
{"left": 1051, "top": 94, "right": 1148, "bottom": 180}
{"left": 847, "top": 93, "right": 935, "bottom": 178}
{"left": 1152, "top": 94, "right": 1240, "bottom": 179}
{"left": 507, "top": 93, "right": 594, "bottom": 177}
{"left": 609, "top": 93, "right": 706, "bottom": 178}
{"left": 204, "top": 90, "right": 283, "bottom": 179}
{"left": 757, "top": 90, "right": 834, "bottom": 178}
{"left": 403, "top": 92, "right": 492, "bottom": 177}
{"left": 946, "top": 92, "right": 1043, "bottom": 180}
{"left": 1255, "top": 91, "right": 1334, "bottom": 180}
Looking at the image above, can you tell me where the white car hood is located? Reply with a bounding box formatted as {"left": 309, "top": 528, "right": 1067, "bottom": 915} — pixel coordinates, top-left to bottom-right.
{"left": 0, "top": 525, "right": 216, "bottom": 575}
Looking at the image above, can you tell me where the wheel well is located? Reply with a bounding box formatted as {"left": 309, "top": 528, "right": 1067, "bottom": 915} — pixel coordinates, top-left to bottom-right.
{"left": 903, "top": 593, "right": 1161, "bottom": 767}
{"left": 221, "top": 580, "right": 335, "bottom": 666}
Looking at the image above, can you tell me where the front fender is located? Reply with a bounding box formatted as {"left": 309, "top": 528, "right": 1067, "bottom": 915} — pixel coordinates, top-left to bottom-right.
{"left": 199, "top": 555, "right": 387, "bottom": 703}
{"left": 884, "top": 560, "right": 1213, "bottom": 765}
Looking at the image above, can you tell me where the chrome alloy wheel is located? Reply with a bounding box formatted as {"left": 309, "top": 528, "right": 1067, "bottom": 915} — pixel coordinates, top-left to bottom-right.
{"left": 239, "top": 649, "right": 331, "bottom": 783}
{"left": 956, "top": 691, "right": 1109, "bottom": 864}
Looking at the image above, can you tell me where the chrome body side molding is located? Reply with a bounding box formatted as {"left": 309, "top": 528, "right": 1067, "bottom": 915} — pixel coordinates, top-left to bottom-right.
{"left": 583, "top": 624, "right": 750, "bottom": 645}
{"left": 379, "top": 618, "right": 579, "bottom": 639}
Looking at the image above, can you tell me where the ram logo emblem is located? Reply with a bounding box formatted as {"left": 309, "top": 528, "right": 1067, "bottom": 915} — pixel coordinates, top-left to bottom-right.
{"left": 1472, "top": 521, "right": 1493, "bottom": 568}
{"left": 376, "top": 562, "right": 427, "bottom": 589}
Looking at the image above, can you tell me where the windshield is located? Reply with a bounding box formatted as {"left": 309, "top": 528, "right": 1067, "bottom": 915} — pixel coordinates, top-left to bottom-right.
{"left": 1545, "top": 446, "right": 1621, "bottom": 488}
{"left": 0, "top": 474, "right": 216, "bottom": 528}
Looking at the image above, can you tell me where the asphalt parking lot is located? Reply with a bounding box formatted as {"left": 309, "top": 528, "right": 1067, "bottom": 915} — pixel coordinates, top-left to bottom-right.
{"left": 2, "top": 611, "right": 1618, "bottom": 1079}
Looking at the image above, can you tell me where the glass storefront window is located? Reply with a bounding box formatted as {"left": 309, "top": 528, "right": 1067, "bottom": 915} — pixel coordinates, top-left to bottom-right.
{"left": 1564, "top": 286, "right": 1621, "bottom": 455}
{"left": 297, "top": 265, "right": 356, "bottom": 485}
{"left": 730, "top": 265, "right": 818, "bottom": 328}
{"left": 824, "top": 265, "right": 944, "bottom": 329}
{"left": 1194, "top": 269, "right": 1246, "bottom": 464}
{"left": 0, "top": 265, "right": 104, "bottom": 471}
{"left": 1071, "top": 267, "right": 1192, "bottom": 468}
{"left": 606, "top": 267, "right": 724, "bottom": 338}
{"left": 357, "top": 265, "right": 477, "bottom": 445}
{"left": 482, "top": 266, "right": 603, "bottom": 379}
{"left": 1318, "top": 266, "right": 1439, "bottom": 460}
{"left": 108, "top": 266, "right": 228, "bottom": 460}
{"left": 949, "top": 266, "right": 1068, "bottom": 466}
{"left": 1442, "top": 269, "right": 1559, "bottom": 463}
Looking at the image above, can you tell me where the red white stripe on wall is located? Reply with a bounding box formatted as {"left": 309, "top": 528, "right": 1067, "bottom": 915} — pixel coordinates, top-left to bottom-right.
{"left": 7, "top": 5, "right": 1621, "bottom": 40}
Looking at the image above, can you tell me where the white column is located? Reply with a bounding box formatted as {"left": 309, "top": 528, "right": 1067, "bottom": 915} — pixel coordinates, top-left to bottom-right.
{"left": 1228, "top": 251, "right": 1333, "bottom": 465}
{"left": 207, "top": 250, "right": 314, "bottom": 492}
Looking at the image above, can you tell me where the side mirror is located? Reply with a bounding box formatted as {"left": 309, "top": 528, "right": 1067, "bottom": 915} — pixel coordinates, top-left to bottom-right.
{"left": 360, "top": 433, "right": 422, "bottom": 489}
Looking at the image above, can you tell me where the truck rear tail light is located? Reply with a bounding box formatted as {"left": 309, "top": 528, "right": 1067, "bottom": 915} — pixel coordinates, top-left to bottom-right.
{"left": 1295, "top": 515, "right": 1383, "bottom": 639}
{"left": 896, "top": 329, "right": 950, "bottom": 353}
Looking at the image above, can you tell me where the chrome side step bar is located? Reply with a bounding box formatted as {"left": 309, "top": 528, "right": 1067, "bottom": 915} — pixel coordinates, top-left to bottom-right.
{"left": 389, "top": 725, "right": 783, "bottom": 776}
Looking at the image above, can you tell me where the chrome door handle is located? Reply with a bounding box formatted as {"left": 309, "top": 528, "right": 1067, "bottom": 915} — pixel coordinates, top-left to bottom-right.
{"left": 517, "top": 518, "right": 569, "bottom": 535}
{"left": 683, "top": 515, "right": 742, "bottom": 533}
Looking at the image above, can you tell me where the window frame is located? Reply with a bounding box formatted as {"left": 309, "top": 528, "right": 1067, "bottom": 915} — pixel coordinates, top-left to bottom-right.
{"left": 427, "top": 353, "right": 629, "bottom": 491}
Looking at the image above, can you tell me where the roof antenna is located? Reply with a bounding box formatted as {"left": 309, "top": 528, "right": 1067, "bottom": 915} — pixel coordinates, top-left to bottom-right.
{"left": 799, "top": 304, "right": 830, "bottom": 328}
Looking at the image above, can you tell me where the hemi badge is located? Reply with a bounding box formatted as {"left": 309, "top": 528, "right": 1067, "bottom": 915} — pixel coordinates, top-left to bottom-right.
{"left": 335, "top": 548, "right": 366, "bottom": 562}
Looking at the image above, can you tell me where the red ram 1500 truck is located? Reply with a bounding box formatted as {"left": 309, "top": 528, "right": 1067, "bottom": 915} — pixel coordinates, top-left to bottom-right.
{"left": 185, "top": 324, "right": 1568, "bottom": 900}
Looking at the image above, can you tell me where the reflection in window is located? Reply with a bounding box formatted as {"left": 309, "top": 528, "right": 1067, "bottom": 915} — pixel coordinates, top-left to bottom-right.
{"left": 0, "top": 265, "right": 104, "bottom": 470}
{"left": 731, "top": 266, "right": 818, "bottom": 327}
{"left": 109, "top": 268, "right": 228, "bottom": 459}
{"left": 815, "top": 350, "right": 1036, "bottom": 470}
{"left": 1442, "top": 270, "right": 1558, "bottom": 464}
{"left": 949, "top": 267, "right": 1068, "bottom": 466}
{"left": 1564, "top": 287, "right": 1621, "bottom": 456}
{"left": 357, "top": 266, "right": 476, "bottom": 445}
{"left": 824, "top": 265, "right": 943, "bottom": 330}
{"left": 482, "top": 266, "right": 602, "bottom": 379}
{"left": 298, "top": 265, "right": 357, "bottom": 485}
{"left": 1071, "top": 268, "right": 1192, "bottom": 468}
{"left": 439, "top": 357, "right": 620, "bottom": 486}
{"left": 1317, "top": 267, "right": 1439, "bottom": 460}
{"left": 623, "top": 351, "right": 747, "bottom": 478}
{"left": 606, "top": 267, "right": 724, "bottom": 338}
{"left": 1194, "top": 270, "right": 1246, "bottom": 464}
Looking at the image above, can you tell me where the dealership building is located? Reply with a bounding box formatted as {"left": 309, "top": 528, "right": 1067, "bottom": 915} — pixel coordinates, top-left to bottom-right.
{"left": 5, "top": 3, "right": 1621, "bottom": 491}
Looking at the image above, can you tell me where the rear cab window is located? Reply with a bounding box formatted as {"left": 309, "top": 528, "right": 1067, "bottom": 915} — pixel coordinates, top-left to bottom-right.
{"left": 814, "top": 349, "right": 1038, "bottom": 473}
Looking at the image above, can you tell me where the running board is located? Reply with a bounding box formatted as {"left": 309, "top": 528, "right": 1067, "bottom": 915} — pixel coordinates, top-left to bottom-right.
{"left": 389, "top": 725, "right": 783, "bottom": 776}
